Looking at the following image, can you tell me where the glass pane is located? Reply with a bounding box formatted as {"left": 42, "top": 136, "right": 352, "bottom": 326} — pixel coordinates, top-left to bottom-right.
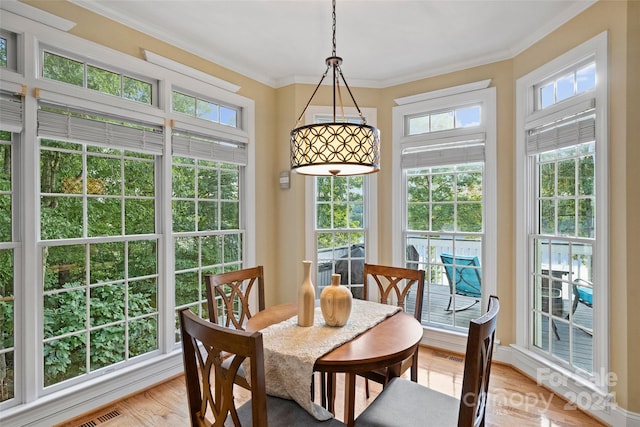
{"left": 0, "top": 37, "right": 6, "bottom": 67}
{"left": 198, "top": 200, "right": 219, "bottom": 231}
{"left": 220, "top": 169, "right": 239, "bottom": 200}
{"left": 221, "top": 201, "right": 239, "bottom": 229}
{"left": 43, "top": 245, "right": 86, "bottom": 291}
{"left": 0, "top": 142, "right": 12, "bottom": 191}
{"left": 407, "top": 175, "right": 429, "bottom": 202}
{"left": 557, "top": 159, "right": 575, "bottom": 196}
{"left": 432, "top": 204, "right": 454, "bottom": 231}
{"left": 220, "top": 106, "right": 237, "bottom": 127}
{"left": 408, "top": 115, "right": 429, "bottom": 135}
{"left": 332, "top": 203, "right": 347, "bottom": 228}
{"left": 174, "top": 236, "right": 198, "bottom": 270}
{"left": 41, "top": 196, "right": 83, "bottom": 240}
{"left": 44, "top": 334, "right": 86, "bottom": 387}
{"left": 172, "top": 200, "right": 196, "bottom": 232}
{"left": 41, "top": 151, "right": 82, "bottom": 194}
{"left": 540, "top": 199, "right": 555, "bottom": 234}
{"left": 578, "top": 154, "right": 594, "bottom": 196}
{"left": 223, "top": 234, "right": 241, "bottom": 263}
{"left": 348, "top": 202, "right": 364, "bottom": 228}
{"left": 128, "top": 240, "right": 157, "bottom": 277}
{"left": 578, "top": 198, "right": 595, "bottom": 238}
{"left": 125, "top": 159, "right": 154, "bottom": 197}
{"left": 88, "top": 156, "right": 121, "bottom": 195}
{"left": 332, "top": 177, "right": 348, "bottom": 202}
{"left": 129, "top": 317, "right": 158, "bottom": 357}
{"left": 123, "top": 76, "right": 152, "bottom": 104}
{"left": 0, "top": 351, "right": 13, "bottom": 401}
{"left": 43, "top": 52, "right": 83, "bottom": 86}
{"left": 0, "top": 195, "right": 10, "bottom": 242}
{"left": 457, "top": 203, "right": 482, "bottom": 232}
{"left": 557, "top": 199, "right": 575, "bottom": 235}
{"left": 198, "top": 168, "right": 219, "bottom": 199}
{"left": 539, "top": 162, "right": 555, "bottom": 197}
{"left": 556, "top": 73, "right": 575, "bottom": 102}
{"left": 348, "top": 176, "right": 363, "bottom": 202}
{"left": 576, "top": 63, "right": 596, "bottom": 93}
{"left": 431, "top": 174, "right": 454, "bottom": 202}
{"left": 129, "top": 279, "right": 157, "bottom": 316}
{"left": 317, "top": 204, "right": 332, "bottom": 229}
{"left": 196, "top": 99, "right": 219, "bottom": 122}
{"left": 430, "top": 111, "right": 454, "bottom": 131}
{"left": 44, "top": 289, "right": 86, "bottom": 338}
{"left": 88, "top": 198, "right": 122, "bottom": 236}
{"left": 456, "top": 171, "right": 482, "bottom": 202}
{"left": 89, "top": 241, "right": 125, "bottom": 284}
{"left": 90, "top": 325, "right": 125, "bottom": 370}
{"left": 172, "top": 91, "right": 196, "bottom": 115}
{"left": 407, "top": 203, "right": 428, "bottom": 230}
{"left": 539, "top": 83, "right": 554, "bottom": 109}
{"left": 316, "top": 177, "right": 332, "bottom": 202}
{"left": 201, "top": 235, "right": 222, "bottom": 267}
{"left": 125, "top": 199, "right": 155, "bottom": 235}
{"left": 175, "top": 271, "right": 199, "bottom": 306}
{"left": 90, "top": 283, "right": 125, "bottom": 326}
{"left": 455, "top": 105, "right": 481, "bottom": 128}
{"left": 172, "top": 164, "right": 195, "bottom": 198}
{"left": 87, "top": 65, "right": 121, "bottom": 96}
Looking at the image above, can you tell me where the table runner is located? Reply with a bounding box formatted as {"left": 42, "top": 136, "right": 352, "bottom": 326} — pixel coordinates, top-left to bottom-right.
{"left": 252, "top": 299, "right": 400, "bottom": 420}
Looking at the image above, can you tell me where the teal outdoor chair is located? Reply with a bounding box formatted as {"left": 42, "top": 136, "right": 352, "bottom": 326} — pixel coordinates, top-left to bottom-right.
{"left": 440, "top": 254, "right": 482, "bottom": 312}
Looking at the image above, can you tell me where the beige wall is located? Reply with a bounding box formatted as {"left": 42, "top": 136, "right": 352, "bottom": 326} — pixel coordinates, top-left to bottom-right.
{"left": 21, "top": 0, "right": 639, "bottom": 414}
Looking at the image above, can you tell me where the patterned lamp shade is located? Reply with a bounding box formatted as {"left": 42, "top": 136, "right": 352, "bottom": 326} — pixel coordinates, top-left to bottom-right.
{"left": 290, "top": 122, "right": 380, "bottom": 176}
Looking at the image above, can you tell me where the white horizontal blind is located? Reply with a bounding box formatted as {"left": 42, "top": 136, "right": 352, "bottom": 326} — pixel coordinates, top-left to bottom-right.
{"left": 37, "top": 107, "right": 164, "bottom": 154}
{"left": 401, "top": 133, "right": 485, "bottom": 169}
{"left": 0, "top": 92, "right": 23, "bottom": 132}
{"left": 526, "top": 109, "right": 595, "bottom": 155}
{"left": 172, "top": 130, "right": 247, "bottom": 165}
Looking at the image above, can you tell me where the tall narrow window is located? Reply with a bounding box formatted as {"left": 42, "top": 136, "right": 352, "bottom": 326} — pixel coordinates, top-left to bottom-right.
{"left": 516, "top": 32, "right": 607, "bottom": 388}
{"left": 38, "top": 107, "right": 163, "bottom": 388}
{"left": 172, "top": 131, "right": 246, "bottom": 341}
{"left": 394, "top": 85, "right": 496, "bottom": 334}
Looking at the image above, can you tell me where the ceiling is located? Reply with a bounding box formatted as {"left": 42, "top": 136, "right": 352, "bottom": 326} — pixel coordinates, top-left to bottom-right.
{"left": 69, "top": 0, "right": 596, "bottom": 89}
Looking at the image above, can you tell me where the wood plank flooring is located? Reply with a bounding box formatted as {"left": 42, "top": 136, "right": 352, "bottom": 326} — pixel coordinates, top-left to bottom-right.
{"left": 56, "top": 346, "right": 606, "bottom": 427}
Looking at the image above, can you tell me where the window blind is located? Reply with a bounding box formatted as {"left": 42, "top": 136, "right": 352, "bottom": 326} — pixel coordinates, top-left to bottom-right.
{"left": 172, "top": 130, "right": 247, "bottom": 166}
{"left": 37, "top": 107, "right": 164, "bottom": 154}
{"left": 526, "top": 110, "right": 595, "bottom": 155}
{"left": 0, "top": 92, "right": 23, "bottom": 132}
{"left": 401, "top": 132, "right": 485, "bottom": 169}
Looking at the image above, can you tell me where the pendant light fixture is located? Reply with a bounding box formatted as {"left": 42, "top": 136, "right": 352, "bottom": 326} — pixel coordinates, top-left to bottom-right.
{"left": 289, "top": 0, "right": 380, "bottom": 176}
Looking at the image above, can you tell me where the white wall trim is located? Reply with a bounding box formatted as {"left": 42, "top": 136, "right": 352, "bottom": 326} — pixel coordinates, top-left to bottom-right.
{"left": 394, "top": 79, "right": 491, "bottom": 105}
{"left": 0, "top": 353, "right": 183, "bottom": 427}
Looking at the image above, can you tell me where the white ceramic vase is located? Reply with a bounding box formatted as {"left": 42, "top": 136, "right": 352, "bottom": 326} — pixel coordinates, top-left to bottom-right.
{"left": 320, "top": 274, "right": 352, "bottom": 327}
{"left": 297, "top": 260, "right": 315, "bottom": 327}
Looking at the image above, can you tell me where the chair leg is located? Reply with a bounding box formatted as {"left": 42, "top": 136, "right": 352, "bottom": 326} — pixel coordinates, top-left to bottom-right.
{"left": 365, "top": 378, "right": 369, "bottom": 399}
{"left": 445, "top": 297, "right": 479, "bottom": 312}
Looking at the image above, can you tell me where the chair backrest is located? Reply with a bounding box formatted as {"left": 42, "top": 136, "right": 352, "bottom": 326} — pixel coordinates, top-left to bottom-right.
{"left": 363, "top": 263, "right": 425, "bottom": 322}
{"left": 458, "top": 295, "right": 499, "bottom": 427}
{"left": 441, "top": 254, "right": 482, "bottom": 298}
{"left": 205, "top": 266, "right": 265, "bottom": 330}
{"left": 179, "top": 308, "right": 268, "bottom": 427}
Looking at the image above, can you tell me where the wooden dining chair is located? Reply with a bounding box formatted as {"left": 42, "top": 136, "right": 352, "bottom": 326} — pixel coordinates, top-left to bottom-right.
{"left": 355, "top": 295, "right": 500, "bottom": 427}
{"left": 359, "top": 263, "right": 425, "bottom": 398}
{"left": 205, "top": 266, "right": 265, "bottom": 331}
{"left": 179, "top": 308, "right": 346, "bottom": 427}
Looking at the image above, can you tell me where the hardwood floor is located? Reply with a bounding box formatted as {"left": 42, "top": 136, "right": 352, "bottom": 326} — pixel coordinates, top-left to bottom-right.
{"left": 56, "top": 346, "right": 606, "bottom": 427}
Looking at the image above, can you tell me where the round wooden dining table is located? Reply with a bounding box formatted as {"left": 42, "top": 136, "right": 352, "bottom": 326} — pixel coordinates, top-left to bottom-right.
{"left": 246, "top": 302, "right": 424, "bottom": 427}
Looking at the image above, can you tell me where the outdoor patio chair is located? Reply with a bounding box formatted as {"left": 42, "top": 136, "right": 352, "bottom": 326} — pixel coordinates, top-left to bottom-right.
{"left": 440, "top": 254, "right": 482, "bottom": 312}
{"left": 179, "top": 309, "right": 345, "bottom": 427}
{"left": 355, "top": 295, "right": 500, "bottom": 427}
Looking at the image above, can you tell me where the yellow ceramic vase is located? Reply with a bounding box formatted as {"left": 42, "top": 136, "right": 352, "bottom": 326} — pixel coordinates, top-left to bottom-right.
{"left": 320, "top": 274, "right": 352, "bottom": 327}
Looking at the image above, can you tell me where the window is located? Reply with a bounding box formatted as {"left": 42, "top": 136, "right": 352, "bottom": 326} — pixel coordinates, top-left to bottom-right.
{"left": 0, "top": 130, "right": 15, "bottom": 403}
{"left": 41, "top": 50, "right": 155, "bottom": 105}
{"left": 393, "top": 84, "right": 496, "bottom": 335}
{"left": 0, "top": 29, "right": 17, "bottom": 72}
{"left": 305, "top": 107, "right": 377, "bottom": 298}
{"left": 172, "top": 91, "right": 239, "bottom": 128}
{"left": 516, "top": 33, "right": 607, "bottom": 388}
{"left": 38, "top": 108, "right": 162, "bottom": 388}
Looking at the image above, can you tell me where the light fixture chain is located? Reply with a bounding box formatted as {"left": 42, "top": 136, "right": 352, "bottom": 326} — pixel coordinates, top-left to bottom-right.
{"left": 332, "top": 0, "right": 337, "bottom": 57}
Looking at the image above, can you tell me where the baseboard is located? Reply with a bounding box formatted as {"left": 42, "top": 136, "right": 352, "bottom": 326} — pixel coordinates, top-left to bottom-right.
{"left": 0, "top": 352, "right": 184, "bottom": 427}
{"left": 500, "top": 344, "right": 640, "bottom": 427}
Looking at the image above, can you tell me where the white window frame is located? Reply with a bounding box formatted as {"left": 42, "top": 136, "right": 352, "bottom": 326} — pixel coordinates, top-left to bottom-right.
{"left": 303, "top": 105, "right": 378, "bottom": 285}
{"left": 514, "top": 32, "right": 610, "bottom": 407}
{"left": 0, "top": 8, "right": 255, "bottom": 426}
{"left": 392, "top": 82, "right": 497, "bottom": 353}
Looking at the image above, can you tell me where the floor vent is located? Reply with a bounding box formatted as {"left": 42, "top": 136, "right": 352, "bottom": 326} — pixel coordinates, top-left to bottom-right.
{"left": 434, "top": 351, "right": 464, "bottom": 363}
{"left": 75, "top": 409, "right": 121, "bottom": 427}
